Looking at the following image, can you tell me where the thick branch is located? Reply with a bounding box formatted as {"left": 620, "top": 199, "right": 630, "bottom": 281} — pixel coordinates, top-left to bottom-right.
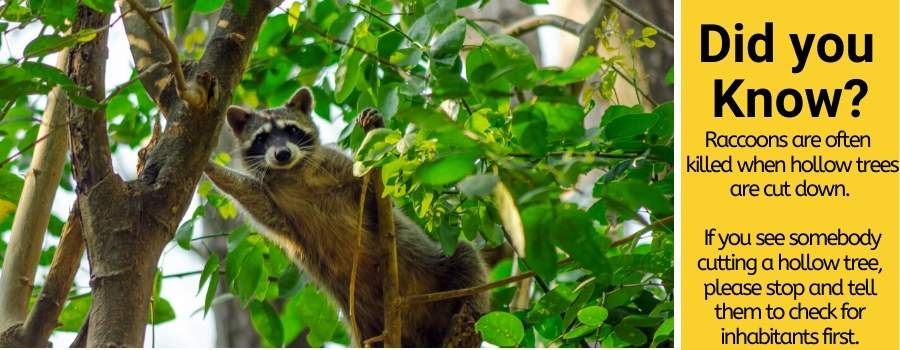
{"left": 502, "top": 14, "right": 582, "bottom": 37}
{"left": 0, "top": 50, "right": 71, "bottom": 333}
{"left": 66, "top": 6, "right": 114, "bottom": 193}
{"left": 116, "top": 0, "right": 171, "bottom": 101}
{"left": 19, "top": 206, "right": 85, "bottom": 346}
{"left": 122, "top": 0, "right": 201, "bottom": 108}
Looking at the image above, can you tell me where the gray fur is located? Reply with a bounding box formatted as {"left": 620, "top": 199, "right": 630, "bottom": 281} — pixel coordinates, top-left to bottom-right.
{"left": 205, "top": 89, "right": 488, "bottom": 347}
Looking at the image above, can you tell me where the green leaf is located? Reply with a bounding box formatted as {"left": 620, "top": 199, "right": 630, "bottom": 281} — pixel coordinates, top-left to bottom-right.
{"left": 334, "top": 49, "right": 363, "bottom": 103}
{"left": 287, "top": 1, "right": 301, "bottom": 30}
{"left": 425, "top": 0, "right": 456, "bottom": 28}
{"left": 68, "top": 94, "right": 102, "bottom": 110}
{"left": 551, "top": 56, "right": 602, "bottom": 85}
{"left": 563, "top": 324, "right": 596, "bottom": 339}
{"left": 148, "top": 298, "right": 176, "bottom": 324}
{"left": 173, "top": 0, "right": 198, "bottom": 35}
{"left": 521, "top": 204, "right": 556, "bottom": 281}
{"left": 57, "top": 295, "right": 91, "bottom": 332}
{"left": 83, "top": 0, "right": 114, "bottom": 12}
{"left": 194, "top": 0, "right": 225, "bottom": 13}
{"left": 604, "top": 112, "right": 659, "bottom": 141}
{"left": 665, "top": 67, "right": 674, "bottom": 85}
{"left": 234, "top": 248, "right": 265, "bottom": 304}
{"left": 511, "top": 106, "right": 547, "bottom": 155}
{"left": 602, "top": 179, "right": 672, "bottom": 218}
{"left": 577, "top": 306, "right": 609, "bottom": 326}
{"left": 614, "top": 323, "right": 648, "bottom": 346}
{"left": 519, "top": 0, "right": 548, "bottom": 4}
{"left": 175, "top": 217, "right": 196, "bottom": 249}
{"left": 198, "top": 254, "right": 220, "bottom": 295}
{"left": 415, "top": 153, "right": 476, "bottom": 186}
{"left": 0, "top": 171, "right": 24, "bottom": 222}
{"left": 429, "top": 18, "right": 467, "bottom": 64}
{"left": 377, "top": 85, "right": 400, "bottom": 118}
{"left": 204, "top": 271, "right": 219, "bottom": 317}
{"left": 526, "top": 284, "right": 576, "bottom": 322}
{"left": 250, "top": 300, "right": 284, "bottom": 347}
{"left": 297, "top": 286, "right": 340, "bottom": 345}
{"left": 21, "top": 61, "right": 75, "bottom": 88}
{"left": 24, "top": 34, "right": 74, "bottom": 58}
{"left": 652, "top": 317, "right": 675, "bottom": 347}
{"left": 550, "top": 206, "right": 611, "bottom": 277}
{"left": 475, "top": 311, "right": 524, "bottom": 347}
{"left": 534, "top": 315, "right": 563, "bottom": 339}
{"left": 457, "top": 174, "right": 498, "bottom": 196}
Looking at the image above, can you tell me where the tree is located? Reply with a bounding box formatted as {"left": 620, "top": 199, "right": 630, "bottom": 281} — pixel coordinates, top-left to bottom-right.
{"left": 0, "top": 0, "right": 674, "bottom": 347}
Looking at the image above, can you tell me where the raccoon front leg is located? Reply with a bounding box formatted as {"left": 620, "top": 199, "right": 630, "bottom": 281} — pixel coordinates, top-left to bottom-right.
{"left": 204, "top": 162, "right": 292, "bottom": 234}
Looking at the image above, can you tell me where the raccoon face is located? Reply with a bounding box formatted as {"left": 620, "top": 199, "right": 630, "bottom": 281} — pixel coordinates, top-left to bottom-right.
{"left": 226, "top": 87, "right": 319, "bottom": 173}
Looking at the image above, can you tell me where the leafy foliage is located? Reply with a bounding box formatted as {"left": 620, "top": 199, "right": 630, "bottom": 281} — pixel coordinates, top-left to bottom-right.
{"left": 0, "top": 0, "right": 673, "bottom": 347}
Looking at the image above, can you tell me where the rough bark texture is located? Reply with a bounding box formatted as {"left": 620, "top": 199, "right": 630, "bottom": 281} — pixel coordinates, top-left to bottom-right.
{"left": 62, "top": 0, "right": 276, "bottom": 346}
{"left": 17, "top": 207, "right": 84, "bottom": 347}
{"left": 0, "top": 51, "right": 71, "bottom": 334}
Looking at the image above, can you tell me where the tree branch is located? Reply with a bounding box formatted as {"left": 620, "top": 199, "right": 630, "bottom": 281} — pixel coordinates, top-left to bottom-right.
{"left": 122, "top": 0, "right": 203, "bottom": 109}
{"left": 0, "top": 50, "right": 71, "bottom": 334}
{"left": 69, "top": 0, "right": 274, "bottom": 346}
{"left": 348, "top": 174, "right": 370, "bottom": 343}
{"left": 116, "top": 0, "right": 171, "bottom": 101}
{"left": 610, "top": 215, "right": 673, "bottom": 248}
{"left": 18, "top": 206, "right": 85, "bottom": 346}
{"left": 404, "top": 269, "right": 536, "bottom": 305}
{"left": 361, "top": 121, "right": 402, "bottom": 347}
{"left": 66, "top": 6, "right": 114, "bottom": 193}
{"left": 606, "top": 0, "right": 673, "bottom": 42}
{"left": 502, "top": 14, "right": 582, "bottom": 37}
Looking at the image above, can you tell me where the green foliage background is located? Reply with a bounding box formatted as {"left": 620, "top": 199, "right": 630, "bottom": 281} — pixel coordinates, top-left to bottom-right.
{"left": 0, "top": 0, "right": 674, "bottom": 347}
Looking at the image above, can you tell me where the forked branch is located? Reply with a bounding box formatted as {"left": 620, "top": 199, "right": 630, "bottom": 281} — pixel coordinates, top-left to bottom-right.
{"left": 122, "top": 0, "right": 203, "bottom": 109}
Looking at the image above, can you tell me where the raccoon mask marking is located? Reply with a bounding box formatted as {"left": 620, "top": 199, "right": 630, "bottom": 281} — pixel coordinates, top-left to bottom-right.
{"left": 226, "top": 88, "right": 319, "bottom": 172}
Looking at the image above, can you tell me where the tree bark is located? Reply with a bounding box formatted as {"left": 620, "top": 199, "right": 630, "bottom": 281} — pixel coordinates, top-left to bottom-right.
{"left": 62, "top": 0, "right": 276, "bottom": 346}
{"left": 0, "top": 50, "right": 72, "bottom": 333}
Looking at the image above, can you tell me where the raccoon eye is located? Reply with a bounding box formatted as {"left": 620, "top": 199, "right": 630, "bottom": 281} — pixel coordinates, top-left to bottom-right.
{"left": 286, "top": 125, "right": 302, "bottom": 136}
{"left": 253, "top": 133, "right": 267, "bottom": 145}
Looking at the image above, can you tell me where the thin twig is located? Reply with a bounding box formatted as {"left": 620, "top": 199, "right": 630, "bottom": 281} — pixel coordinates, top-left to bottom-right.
{"left": 100, "top": 61, "right": 167, "bottom": 104}
{"left": 403, "top": 269, "right": 536, "bottom": 305}
{"left": 610, "top": 215, "right": 673, "bottom": 248}
{"left": 363, "top": 334, "right": 384, "bottom": 347}
{"left": 502, "top": 15, "right": 583, "bottom": 37}
{"left": 350, "top": 3, "right": 427, "bottom": 54}
{"left": 348, "top": 174, "right": 370, "bottom": 344}
{"left": 123, "top": 0, "right": 193, "bottom": 106}
{"left": 606, "top": 0, "right": 673, "bottom": 42}
{"left": 291, "top": 14, "right": 420, "bottom": 81}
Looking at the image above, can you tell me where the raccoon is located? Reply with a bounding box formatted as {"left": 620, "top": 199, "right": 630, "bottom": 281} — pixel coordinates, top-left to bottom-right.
{"left": 204, "top": 87, "right": 488, "bottom": 347}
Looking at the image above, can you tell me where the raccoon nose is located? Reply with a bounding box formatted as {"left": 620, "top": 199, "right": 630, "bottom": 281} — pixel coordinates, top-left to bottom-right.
{"left": 274, "top": 148, "right": 292, "bottom": 162}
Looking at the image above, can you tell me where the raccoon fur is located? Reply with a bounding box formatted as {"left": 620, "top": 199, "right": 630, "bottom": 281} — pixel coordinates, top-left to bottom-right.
{"left": 204, "top": 87, "right": 488, "bottom": 347}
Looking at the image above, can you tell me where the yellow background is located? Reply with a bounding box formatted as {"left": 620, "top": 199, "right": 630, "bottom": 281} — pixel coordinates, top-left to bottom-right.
{"left": 681, "top": 1, "right": 899, "bottom": 349}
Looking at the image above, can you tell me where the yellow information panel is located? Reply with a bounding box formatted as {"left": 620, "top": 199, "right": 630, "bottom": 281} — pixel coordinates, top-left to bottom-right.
{"left": 681, "top": 1, "right": 899, "bottom": 349}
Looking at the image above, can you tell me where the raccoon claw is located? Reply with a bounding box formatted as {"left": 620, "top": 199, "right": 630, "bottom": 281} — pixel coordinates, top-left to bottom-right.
{"left": 357, "top": 108, "right": 384, "bottom": 132}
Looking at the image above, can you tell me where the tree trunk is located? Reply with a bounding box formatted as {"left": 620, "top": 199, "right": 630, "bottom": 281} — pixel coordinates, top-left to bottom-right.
{"left": 0, "top": 50, "right": 72, "bottom": 333}
{"left": 63, "top": 0, "right": 276, "bottom": 346}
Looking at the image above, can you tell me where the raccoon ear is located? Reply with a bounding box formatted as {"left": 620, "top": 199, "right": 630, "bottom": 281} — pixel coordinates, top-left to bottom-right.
{"left": 226, "top": 106, "right": 251, "bottom": 134}
{"left": 285, "top": 87, "right": 313, "bottom": 115}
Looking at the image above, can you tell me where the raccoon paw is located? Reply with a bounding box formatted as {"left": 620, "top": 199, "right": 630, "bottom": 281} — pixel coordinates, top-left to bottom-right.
{"left": 357, "top": 107, "right": 384, "bottom": 132}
